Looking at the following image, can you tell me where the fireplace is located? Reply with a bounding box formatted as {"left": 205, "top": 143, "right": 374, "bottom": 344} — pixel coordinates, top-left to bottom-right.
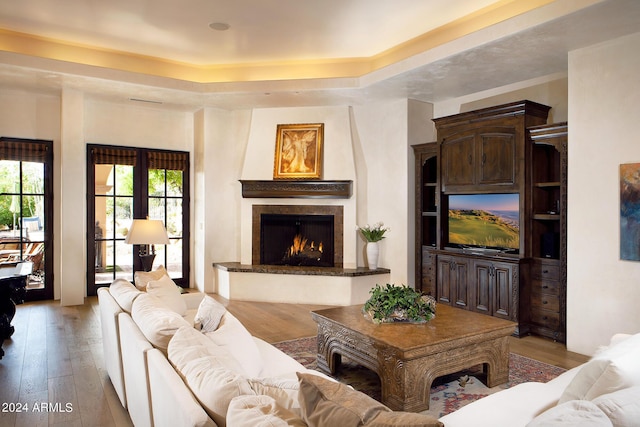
{"left": 260, "top": 214, "right": 333, "bottom": 267}
{"left": 252, "top": 205, "right": 344, "bottom": 268}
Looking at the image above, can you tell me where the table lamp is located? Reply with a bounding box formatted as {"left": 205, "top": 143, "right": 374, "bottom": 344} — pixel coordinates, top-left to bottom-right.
{"left": 125, "top": 218, "right": 169, "bottom": 272}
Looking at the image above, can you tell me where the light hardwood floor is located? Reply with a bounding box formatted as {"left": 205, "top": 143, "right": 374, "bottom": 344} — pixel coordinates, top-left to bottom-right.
{"left": 0, "top": 295, "right": 589, "bottom": 427}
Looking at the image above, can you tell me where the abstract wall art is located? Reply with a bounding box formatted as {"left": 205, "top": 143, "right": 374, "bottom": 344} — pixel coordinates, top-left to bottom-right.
{"left": 620, "top": 162, "right": 640, "bottom": 261}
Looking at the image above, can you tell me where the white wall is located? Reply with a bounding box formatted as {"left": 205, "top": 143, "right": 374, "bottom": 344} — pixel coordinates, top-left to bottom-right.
{"left": 0, "top": 90, "right": 60, "bottom": 139}
{"left": 84, "top": 100, "right": 193, "bottom": 152}
{"left": 196, "top": 107, "right": 251, "bottom": 293}
{"left": 567, "top": 32, "right": 640, "bottom": 355}
{"left": 59, "top": 89, "right": 86, "bottom": 305}
{"left": 0, "top": 90, "right": 62, "bottom": 298}
{"left": 352, "top": 99, "right": 413, "bottom": 284}
{"left": 434, "top": 73, "right": 569, "bottom": 121}
{"left": 193, "top": 109, "right": 206, "bottom": 291}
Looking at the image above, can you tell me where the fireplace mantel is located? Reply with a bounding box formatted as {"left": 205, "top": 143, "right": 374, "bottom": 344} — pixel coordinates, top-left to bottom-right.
{"left": 240, "top": 180, "right": 352, "bottom": 199}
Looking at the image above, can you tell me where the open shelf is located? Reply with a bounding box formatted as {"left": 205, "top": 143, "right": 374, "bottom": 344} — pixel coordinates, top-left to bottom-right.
{"left": 535, "top": 182, "right": 561, "bottom": 188}
{"left": 533, "top": 213, "right": 560, "bottom": 221}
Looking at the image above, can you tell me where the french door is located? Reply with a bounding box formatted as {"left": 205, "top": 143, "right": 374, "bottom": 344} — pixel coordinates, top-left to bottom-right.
{"left": 0, "top": 137, "right": 53, "bottom": 301}
{"left": 86, "top": 145, "right": 189, "bottom": 295}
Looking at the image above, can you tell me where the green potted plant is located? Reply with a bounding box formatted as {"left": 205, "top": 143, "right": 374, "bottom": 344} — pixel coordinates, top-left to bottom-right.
{"left": 363, "top": 283, "right": 436, "bottom": 324}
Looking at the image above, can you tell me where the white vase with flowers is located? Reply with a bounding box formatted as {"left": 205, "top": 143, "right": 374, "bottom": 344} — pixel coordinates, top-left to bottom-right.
{"left": 356, "top": 222, "right": 390, "bottom": 270}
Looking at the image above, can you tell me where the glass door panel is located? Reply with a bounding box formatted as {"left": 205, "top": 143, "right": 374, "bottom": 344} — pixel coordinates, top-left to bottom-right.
{"left": 148, "top": 168, "right": 184, "bottom": 280}
{"left": 166, "top": 240, "right": 183, "bottom": 279}
{"left": 0, "top": 139, "right": 53, "bottom": 301}
{"left": 94, "top": 164, "right": 134, "bottom": 285}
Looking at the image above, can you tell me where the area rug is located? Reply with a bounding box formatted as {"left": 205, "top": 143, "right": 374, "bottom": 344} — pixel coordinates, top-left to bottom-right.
{"left": 273, "top": 336, "right": 566, "bottom": 418}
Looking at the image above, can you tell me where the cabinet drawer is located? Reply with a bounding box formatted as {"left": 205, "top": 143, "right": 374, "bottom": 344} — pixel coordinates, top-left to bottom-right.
{"left": 530, "top": 262, "right": 560, "bottom": 280}
{"left": 531, "top": 279, "right": 560, "bottom": 295}
{"left": 531, "top": 293, "right": 560, "bottom": 312}
{"left": 530, "top": 308, "right": 560, "bottom": 329}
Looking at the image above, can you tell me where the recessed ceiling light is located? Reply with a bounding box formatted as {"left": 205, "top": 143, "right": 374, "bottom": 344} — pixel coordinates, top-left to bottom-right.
{"left": 209, "top": 22, "right": 230, "bottom": 31}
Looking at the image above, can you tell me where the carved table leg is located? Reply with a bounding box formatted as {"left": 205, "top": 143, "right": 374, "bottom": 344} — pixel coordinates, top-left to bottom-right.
{"left": 315, "top": 328, "right": 342, "bottom": 375}
{"left": 378, "top": 347, "right": 434, "bottom": 412}
{"left": 485, "top": 336, "right": 510, "bottom": 387}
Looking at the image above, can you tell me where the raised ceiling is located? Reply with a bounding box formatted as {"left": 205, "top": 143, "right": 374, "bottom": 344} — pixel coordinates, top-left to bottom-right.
{"left": 0, "top": 0, "right": 639, "bottom": 110}
{"left": 0, "top": 0, "right": 504, "bottom": 66}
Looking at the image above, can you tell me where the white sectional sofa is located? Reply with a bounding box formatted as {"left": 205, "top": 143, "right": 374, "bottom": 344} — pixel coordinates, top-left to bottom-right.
{"left": 99, "top": 267, "right": 639, "bottom": 426}
{"left": 98, "top": 270, "right": 442, "bottom": 427}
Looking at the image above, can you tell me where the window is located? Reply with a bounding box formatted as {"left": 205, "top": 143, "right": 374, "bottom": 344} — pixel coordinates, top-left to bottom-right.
{"left": 0, "top": 137, "right": 53, "bottom": 301}
{"left": 87, "top": 145, "right": 189, "bottom": 295}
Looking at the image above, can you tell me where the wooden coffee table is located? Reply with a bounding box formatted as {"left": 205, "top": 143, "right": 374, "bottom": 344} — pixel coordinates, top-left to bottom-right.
{"left": 311, "top": 304, "right": 516, "bottom": 412}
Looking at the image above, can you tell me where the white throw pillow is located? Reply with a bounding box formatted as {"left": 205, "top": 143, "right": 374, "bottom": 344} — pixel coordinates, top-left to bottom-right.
{"left": 194, "top": 295, "right": 227, "bottom": 332}
{"left": 109, "top": 278, "right": 142, "bottom": 313}
{"left": 592, "top": 386, "right": 640, "bottom": 427}
{"left": 131, "top": 293, "right": 191, "bottom": 351}
{"left": 526, "top": 400, "right": 613, "bottom": 427}
{"left": 205, "top": 312, "right": 263, "bottom": 378}
{"left": 227, "top": 395, "right": 307, "bottom": 427}
{"left": 134, "top": 265, "right": 168, "bottom": 290}
{"left": 146, "top": 274, "right": 187, "bottom": 316}
{"left": 559, "top": 333, "right": 640, "bottom": 403}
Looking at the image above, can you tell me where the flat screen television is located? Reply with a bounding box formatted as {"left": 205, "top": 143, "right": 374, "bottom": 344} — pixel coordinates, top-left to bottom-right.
{"left": 448, "top": 193, "right": 520, "bottom": 252}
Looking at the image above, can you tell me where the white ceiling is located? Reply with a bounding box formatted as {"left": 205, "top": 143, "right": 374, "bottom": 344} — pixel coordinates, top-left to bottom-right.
{"left": 0, "top": 0, "right": 500, "bottom": 65}
{"left": 0, "top": 0, "right": 639, "bottom": 111}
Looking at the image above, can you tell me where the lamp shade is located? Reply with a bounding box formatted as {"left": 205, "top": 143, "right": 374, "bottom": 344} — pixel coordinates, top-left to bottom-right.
{"left": 125, "top": 219, "right": 170, "bottom": 245}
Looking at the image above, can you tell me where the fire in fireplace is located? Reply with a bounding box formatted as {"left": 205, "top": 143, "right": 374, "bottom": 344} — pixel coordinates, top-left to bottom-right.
{"left": 283, "top": 234, "right": 324, "bottom": 265}
{"left": 260, "top": 214, "right": 334, "bottom": 267}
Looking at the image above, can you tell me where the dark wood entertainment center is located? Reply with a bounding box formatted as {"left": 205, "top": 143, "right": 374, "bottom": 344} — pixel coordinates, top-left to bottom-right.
{"left": 413, "top": 100, "right": 567, "bottom": 342}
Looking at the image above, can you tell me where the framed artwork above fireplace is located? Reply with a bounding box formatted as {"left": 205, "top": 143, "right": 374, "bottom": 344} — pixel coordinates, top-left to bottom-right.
{"left": 273, "top": 123, "right": 323, "bottom": 180}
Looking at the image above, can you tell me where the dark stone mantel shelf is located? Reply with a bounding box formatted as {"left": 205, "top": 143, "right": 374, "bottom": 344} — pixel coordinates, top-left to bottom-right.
{"left": 240, "top": 180, "right": 352, "bottom": 199}
{"left": 214, "top": 262, "right": 389, "bottom": 277}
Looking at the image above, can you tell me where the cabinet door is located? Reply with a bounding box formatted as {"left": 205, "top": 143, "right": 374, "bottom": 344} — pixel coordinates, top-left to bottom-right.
{"left": 477, "top": 130, "right": 517, "bottom": 186}
{"left": 441, "top": 134, "right": 474, "bottom": 188}
{"left": 493, "top": 262, "right": 515, "bottom": 320}
{"left": 436, "top": 257, "right": 452, "bottom": 305}
{"left": 471, "top": 261, "right": 492, "bottom": 314}
{"left": 436, "top": 255, "right": 469, "bottom": 307}
{"left": 452, "top": 260, "right": 469, "bottom": 308}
